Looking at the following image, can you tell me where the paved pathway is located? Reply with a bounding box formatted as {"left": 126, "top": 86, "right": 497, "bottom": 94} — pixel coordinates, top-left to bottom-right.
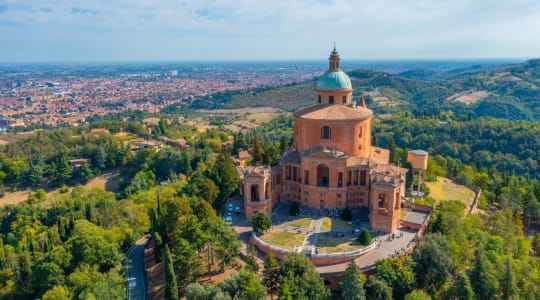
{"left": 316, "top": 228, "right": 417, "bottom": 275}
{"left": 303, "top": 217, "right": 323, "bottom": 248}
{"left": 126, "top": 235, "right": 150, "bottom": 300}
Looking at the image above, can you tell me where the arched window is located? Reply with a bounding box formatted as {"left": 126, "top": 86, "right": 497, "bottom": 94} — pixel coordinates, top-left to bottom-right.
{"left": 321, "top": 126, "right": 331, "bottom": 139}
{"left": 318, "top": 95, "right": 322, "bottom": 103}
{"left": 329, "top": 96, "right": 334, "bottom": 104}
{"left": 251, "top": 184, "right": 260, "bottom": 202}
{"left": 358, "top": 126, "right": 363, "bottom": 138}
{"left": 378, "top": 193, "right": 388, "bottom": 209}
{"left": 317, "top": 164, "right": 330, "bottom": 187}
{"left": 342, "top": 95, "right": 347, "bottom": 104}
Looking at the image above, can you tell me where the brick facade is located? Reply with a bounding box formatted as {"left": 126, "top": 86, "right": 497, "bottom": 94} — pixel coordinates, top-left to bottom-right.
{"left": 241, "top": 48, "right": 407, "bottom": 233}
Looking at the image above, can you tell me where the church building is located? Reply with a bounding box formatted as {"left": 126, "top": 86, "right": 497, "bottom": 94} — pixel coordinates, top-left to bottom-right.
{"left": 240, "top": 48, "right": 407, "bottom": 233}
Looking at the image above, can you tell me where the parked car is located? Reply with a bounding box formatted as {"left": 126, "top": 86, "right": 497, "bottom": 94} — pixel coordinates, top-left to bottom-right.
{"left": 225, "top": 215, "right": 233, "bottom": 224}
{"left": 234, "top": 206, "right": 241, "bottom": 214}
{"left": 227, "top": 203, "right": 233, "bottom": 212}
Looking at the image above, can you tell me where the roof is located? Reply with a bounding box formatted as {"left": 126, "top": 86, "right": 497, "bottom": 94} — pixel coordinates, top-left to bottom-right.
{"left": 408, "top": 149, "right": 428, "bottom": 156}
{"left": 295, "top": 104, "right": 372, "bottom": 120}
{"left": 280, "top": 150, "right": 301, "bottom": 164}
{"left": 370, "top": 147, "right": 390, "bottom": 165}
{"left": 238, "top": 150, "right": 251, "bottom": 159}
{"left": 403, "top": 210, "right": 430, "bottom": 225}
{"left": 316, "top": 70, "right": 352, "bottom": 91}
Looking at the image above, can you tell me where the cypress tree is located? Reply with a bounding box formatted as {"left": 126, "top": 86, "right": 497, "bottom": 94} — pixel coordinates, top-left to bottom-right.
{"left": 164, "top": 244, "right": 178, "bottom": 300}
{"left": 340, "top": 260, "right": 366, "bottom": 300}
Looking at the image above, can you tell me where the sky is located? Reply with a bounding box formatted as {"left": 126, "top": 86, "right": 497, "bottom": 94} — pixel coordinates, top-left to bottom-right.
{"left": 1, "top": 0, "right": 540, "bottom": 62}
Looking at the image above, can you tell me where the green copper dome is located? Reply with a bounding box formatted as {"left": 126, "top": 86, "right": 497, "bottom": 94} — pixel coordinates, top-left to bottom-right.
{"left": 316, "top": 70, "right": 352, "bottom": 90}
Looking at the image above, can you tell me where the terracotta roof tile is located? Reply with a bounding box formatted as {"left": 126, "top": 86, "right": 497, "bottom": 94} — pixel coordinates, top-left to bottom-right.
{"left": 295, "top": 104, "right": 372, "bottom": 120}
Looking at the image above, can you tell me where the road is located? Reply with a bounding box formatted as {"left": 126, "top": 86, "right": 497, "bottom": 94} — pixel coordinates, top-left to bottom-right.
{"left": 126, "top": 235, "right": 149, "bottom": 300}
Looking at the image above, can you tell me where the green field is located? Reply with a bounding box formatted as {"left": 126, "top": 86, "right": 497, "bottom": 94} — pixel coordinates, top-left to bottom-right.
{"left": 425, "top": 177, "right": 475, "bottom": 206}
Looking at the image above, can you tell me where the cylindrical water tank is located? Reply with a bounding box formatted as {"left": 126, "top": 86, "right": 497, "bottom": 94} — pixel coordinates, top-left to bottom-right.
{"left": 407, "top": 150, "right": 428, "bottom": 170}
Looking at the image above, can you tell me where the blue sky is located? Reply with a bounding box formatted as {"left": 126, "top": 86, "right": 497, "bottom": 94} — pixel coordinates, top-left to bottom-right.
{"left": 1, "top": 0, "right": 540, "bottom": 62}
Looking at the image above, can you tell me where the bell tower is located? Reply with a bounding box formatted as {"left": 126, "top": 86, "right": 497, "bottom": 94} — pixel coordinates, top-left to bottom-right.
{"left": 329, "top": 45, "right": 340, "bottom": 71}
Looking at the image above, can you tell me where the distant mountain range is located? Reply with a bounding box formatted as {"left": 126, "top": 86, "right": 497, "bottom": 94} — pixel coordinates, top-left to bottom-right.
{"left": 189, "top": 58, "right": 540, "bottom": 120}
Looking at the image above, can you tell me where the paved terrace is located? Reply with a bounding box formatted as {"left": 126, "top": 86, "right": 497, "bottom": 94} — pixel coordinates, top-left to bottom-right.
{"left": 229, "top": 199, "right": 428, "bottom": 276}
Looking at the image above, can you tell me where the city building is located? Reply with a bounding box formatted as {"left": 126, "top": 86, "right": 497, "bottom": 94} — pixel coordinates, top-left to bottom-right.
{"left": 240, "top": 48, "right": 408, "bottom": 233}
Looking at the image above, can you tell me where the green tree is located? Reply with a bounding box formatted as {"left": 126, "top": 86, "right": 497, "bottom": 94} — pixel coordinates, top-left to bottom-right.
{"left": 184, "top": 282, "right": 224, "bottom": 300}
{"left": 501, "top": 256, "right": 518, "bottom": 300}
{"left": 357, "top": 229, "right": 372, "bottom": 246}
{"left": 172, "top": 238, "right": 202, "bottom": 286}
{"left": 218, "top": 269, "right": 265, "bottom": 300}
{"left": 212, "top": 152, "right": 239, "bottom": 209}
{"left": 32, "top": 262, "right": 65, "bottom": 295}
{"left": 532, "top": 233, "right": 540, "bottom": 256}
{"left": 263, "top": 251, "right": 280, "bottom": 299}
{"left": 246, "top": 238, "right": 259, "bottom": 273}
{"left": 279, "top": 135, "right": 289, "bottom": 153}
{"left": 374, "top": 257, "right": 415, "bottom": 299}
{"left": 94, "top": 146, "right": 107, "bottom": 170}
{"left": 252, "top": 211, "right": 272, "bottom": 233}
{"left": 42, "top": 285, "right": 71, "bottom": 300}
{"left": 52, "top": 155, "right": 72, "bottom": 186}
{"left": 279, "top": 252, "right": 330, "bottom": 300}
{"left": 125, "top": 170, "right": 156, "bottom": 196}
{"left": 450, "top": 271, "right": 474, "bottom": 300}
{"left": 69, "top": 220, "right": 121, "bottom": 272}
{"left": 279, "top": 282, "right": 293, "bottom": 300}
{"left": 27, "top": 155, "right": 46, "bottom": 185}
{"left": 365, "top": 276, "right": 392, "bottom": 300}
{"left": 471, "top": 250, "right": 498, "bottom": 300}
{"left": 412, "top": 233, "right": 454, "bottom": 289}
{"left": 209, "top": 220, "right": 241, "bottom": 271}
{"left": 251, "top": 136, "right": 264, "bottom": 164}
{"left": 340, "top": 260, "right": 366, "bottom": 300}
{"left": 164, "top": 244, "right": 179, "bottom": 300}
{"left": 404, "top": 290, "right": 431, "bottom": 300}
{"left": 77, "top": 162, "right": 95, "bottom": 183}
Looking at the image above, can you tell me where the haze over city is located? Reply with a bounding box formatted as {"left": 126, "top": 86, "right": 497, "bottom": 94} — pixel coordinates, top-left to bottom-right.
{"left": 2, "top": 0, "right": 540, "bottom": 62}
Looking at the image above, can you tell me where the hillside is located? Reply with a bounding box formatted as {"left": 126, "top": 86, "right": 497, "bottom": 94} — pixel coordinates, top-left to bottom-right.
{"left": 188, "top": 58, "right": 540, "bottom": 120}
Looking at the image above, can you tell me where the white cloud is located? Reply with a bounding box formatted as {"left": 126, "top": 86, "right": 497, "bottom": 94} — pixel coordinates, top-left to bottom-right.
{"left": 1, "top": 0, "right": 540, "bottom": 61}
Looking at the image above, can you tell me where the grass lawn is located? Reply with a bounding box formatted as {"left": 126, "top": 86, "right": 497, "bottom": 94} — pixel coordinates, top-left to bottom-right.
{"left": 320, "top": 217, "right": 351, "bottom": 231}
{"left": 321, "top": 217, "right": 332, "bottom": 231}
{"left": 260, "top": 230, "right": 306, "bottom": 250}
{"left": 425, "top": 177, "right": 475, "bottom": 206}
{"left": 114, "top": 132, "right": 137, "bottom": 141}
{"left": 84, "top": 171, "right": 121, "bottom": 193}
{"left": 315, "top": 233, "right": 361, "bottom": 253}
{"left": 285, "top": 217, "right": 313, "bottom": 228}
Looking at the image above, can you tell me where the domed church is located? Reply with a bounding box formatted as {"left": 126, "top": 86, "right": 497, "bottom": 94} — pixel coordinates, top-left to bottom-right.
{"left": 240, "top": 47, "right": 407, "bottom": 233}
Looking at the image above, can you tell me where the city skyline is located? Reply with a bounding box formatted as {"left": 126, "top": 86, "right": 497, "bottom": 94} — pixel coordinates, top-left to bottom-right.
{"left": 1, "top": 0, "right": 540, "bottom": 62}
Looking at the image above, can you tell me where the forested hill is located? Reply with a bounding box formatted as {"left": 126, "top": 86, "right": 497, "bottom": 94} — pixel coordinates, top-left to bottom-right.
{"left": 188, "top": 58, "right": 540, "bottom": 120}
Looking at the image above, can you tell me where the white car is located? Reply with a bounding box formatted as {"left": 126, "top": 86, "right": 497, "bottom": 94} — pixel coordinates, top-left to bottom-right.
{"left": 128, "top": 277, "right": 136, "bottom": 289}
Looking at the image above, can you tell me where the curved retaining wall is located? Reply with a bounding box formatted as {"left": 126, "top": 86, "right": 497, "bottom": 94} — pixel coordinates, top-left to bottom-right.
{"left": 252, "top": 232, "right": 377, "bottom": 265}
{"left": 251, "top": 232, "right": 292, "bottom": 260}
{"left": 311, "top": 241, "right": 377, "bottom": 265}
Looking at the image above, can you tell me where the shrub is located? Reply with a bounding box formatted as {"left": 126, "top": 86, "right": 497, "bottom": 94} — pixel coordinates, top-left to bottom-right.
{"left": 289, "top": 202, "right": 300, "bottom": 216}
{"left": 341, "top": 207, "right": 352, "bottom": 221}
{"left": 252, "top": 211, "right": 272, "bottom": 233}
{"left": 358, "top": 229, "right": 372, "bottom": 246}
{"left": 60, "top": 184, "right": 69, "bottom": 193}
